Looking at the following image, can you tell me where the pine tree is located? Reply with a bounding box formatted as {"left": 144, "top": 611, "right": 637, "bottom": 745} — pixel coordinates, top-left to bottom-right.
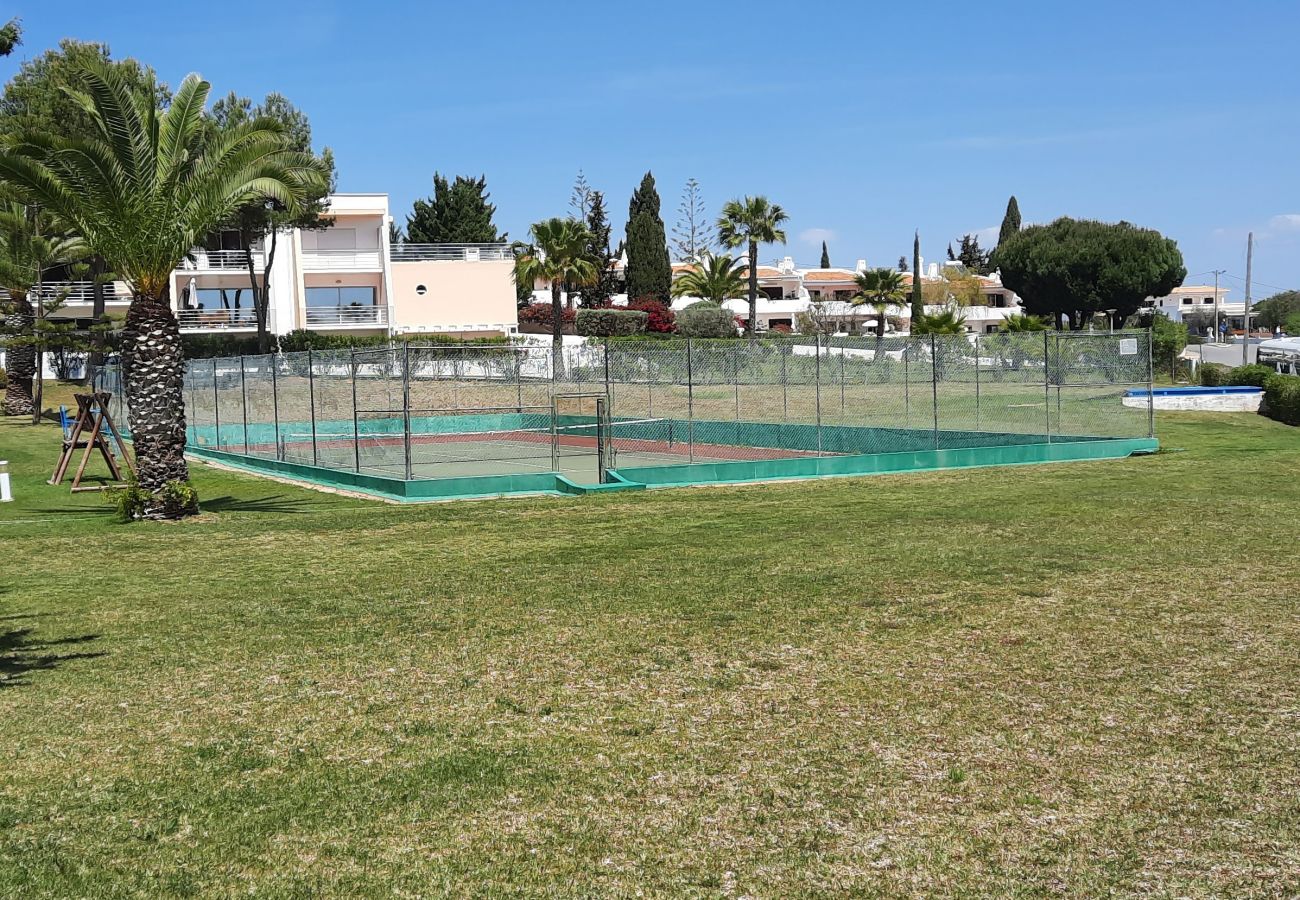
{"left": 569, "top": 170, "right": 593, "bottom": 221}
{"left": 898, "top": 255, "right": 908, "bottom": 272}
{"left": 947, "top": 242, "right": 956, "bottom": 261}
{"left": 820, "top": 241, "right": 830, "bottom": 269}
{"left": 406, "top": 174, "right": 505, "bottom": 243}
{"left": 998, "top": 195, "right": 1021, "bottom": 247}
{"left": 580, "top": 190, "right": 618, "bottom": 308}
{"left": 910, "top": 231, "right": 924, "bottom": 323}
{"left": 671, "top": 177, "right": 714, "bottom": 262}
{"left": 954, "top": 234, "right": 992, "bottom": 274}
{"left": 625, "top": 171, "right": 671, "bottom": 303}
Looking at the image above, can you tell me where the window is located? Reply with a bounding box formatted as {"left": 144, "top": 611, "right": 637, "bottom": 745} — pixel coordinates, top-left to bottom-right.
{"left": 1182, "top": 297, "right": 1193, "bottom": 305}
{"left": 306, "top": 286, "right": 376, "bottom": 308}
{"left": 1204, "top": 297, "right": 1214, "bottom": 304}
{"left": 191, "top": 287, "right": 249, "bottom": 310}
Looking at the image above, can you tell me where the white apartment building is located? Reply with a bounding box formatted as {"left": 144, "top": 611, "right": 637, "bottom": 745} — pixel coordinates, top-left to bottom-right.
{"left": 46, "top": 193, "right": 519, "bottom": 340}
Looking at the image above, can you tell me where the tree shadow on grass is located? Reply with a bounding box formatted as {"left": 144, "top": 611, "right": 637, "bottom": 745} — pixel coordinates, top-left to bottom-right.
{"left": 0, "top": 625, "right": 104, "bottom": 688}
{"left": 201, "top": 494, "right": 316, "bottom": 515}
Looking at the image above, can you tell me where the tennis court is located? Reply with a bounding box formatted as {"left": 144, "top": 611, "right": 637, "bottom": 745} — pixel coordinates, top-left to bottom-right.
{"left": 99, "top": 333, "right": 1159, "bottom": 501}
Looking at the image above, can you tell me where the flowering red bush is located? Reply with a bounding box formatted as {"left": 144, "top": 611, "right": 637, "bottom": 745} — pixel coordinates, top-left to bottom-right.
{"left": 771, "top": 323, "right": 793, "bottom": 334}
{"left": 518, "top": 302, "right": 576, "bottom": 326}
{"left": 627, "top": 296, "right": 676, "bottom": 333}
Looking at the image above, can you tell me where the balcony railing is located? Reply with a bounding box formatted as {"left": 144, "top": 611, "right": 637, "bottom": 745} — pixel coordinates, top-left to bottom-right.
{"left": 176, "top": 307, "right": 264, "bottom": 331}
{"left": 389, "top": 243, "right": 513, "bottom": 262}
{"left": 11, "top": 281, "right": 133, "bottom": 306}
{"left": 303, "top": 305, "right": 390, "bottom": 327}
{"left": 300, "top": 248, "right": 383, "bottom": 271}
{"left": 179, "top": 249, "right": 265, "bottom": 271}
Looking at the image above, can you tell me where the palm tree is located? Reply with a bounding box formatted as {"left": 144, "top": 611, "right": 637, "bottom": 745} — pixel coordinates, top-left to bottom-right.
{"left": 513, "top": 217, "right": 597, "bottom": 378}
{"left": 912, "top": 307, "right": 968, "bottom": 335}
{"left": 1001, "top": 312, "right": 1049, "bottom": 332}
{"left": 0, "top": 201, "right": 85, "bottom": 418}
{"left": 670, "top": 253, "right": 748, "bottom": 306}
{"left": 0, "top": 60, "right": 325, "bottom": 517}
{"left": 717, "top": 196, "right": 788, "bottom": 335}
{"left": 851, "top": 267, "right": 907, "bottom": 340}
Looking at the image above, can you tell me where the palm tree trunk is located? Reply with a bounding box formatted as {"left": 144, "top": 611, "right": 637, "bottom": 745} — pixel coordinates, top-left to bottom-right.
{"left": 551, "top": 282, "right": 564, "bottom": 382}
{"left": 748, "top": 240, "right": 759, "bottom": 336}
{"left": 3, "top": 294, "right": 35, "bottom": 417}
{"left": 122, "top": 291, "right": 198, "bottom": 519}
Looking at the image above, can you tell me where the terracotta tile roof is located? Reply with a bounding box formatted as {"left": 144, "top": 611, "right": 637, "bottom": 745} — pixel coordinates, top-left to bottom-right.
{"left": 803, "top": 269, "right": 858, "bottom": 283}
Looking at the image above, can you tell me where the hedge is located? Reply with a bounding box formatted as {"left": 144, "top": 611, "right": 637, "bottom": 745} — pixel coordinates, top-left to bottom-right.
{"left": 575, "top": 308, "right": 648, "bottom": 337}
{"left": 676, "top": 302, "right": 737, "bottom": 338}
{"left": 1262, "top": 373, "right": 1300, "bottom": 426}
{"left": 1227, "top": 363, "right": 1275, "bottom": 387}
{"left": 1197, "top": 362, "right": 1231, "bottom": 386}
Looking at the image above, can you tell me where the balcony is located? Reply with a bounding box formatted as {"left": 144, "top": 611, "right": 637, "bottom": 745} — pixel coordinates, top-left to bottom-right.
{"left": 389, "top": 243, "right": 513, "bottom": 262}
{"left": 25, "top": 281, "right": 132, "bottom": 306}
{"left": 179, "top": 249, "right": 265, "bottom": 271}
{"left": 300, "top": 248, "right": 383, "bottom": 272}
{"left": 177, "top": 307, "right": 265, "bottom": 331}
{"left": 303, "top": 305, "right": 390, "bottom": 328}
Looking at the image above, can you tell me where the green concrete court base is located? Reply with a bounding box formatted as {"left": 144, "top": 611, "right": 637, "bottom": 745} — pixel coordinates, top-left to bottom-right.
{"left": 185, "top": 436, "right": 1157, "bottom": 503}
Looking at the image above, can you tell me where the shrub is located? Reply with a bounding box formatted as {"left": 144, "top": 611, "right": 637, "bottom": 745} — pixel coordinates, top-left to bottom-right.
{"left": 1262, "top": 373, "right": 1300, "bottom": 425}
{"left": 677, "top": 302, "right": 737, "bottom": 338}
{"left": 1227, "top": 363, "right": 1275, "bottom": 387}
{"left": 626, "top": 297, "right": 675, "bottom": 333}
{"left": 575, "top": 308, "right": 648, "bottom": 337}
{"left": 181, "top": 334, "right": 263, "bottom": 359}
{"left": 517, "top": 303, "right": 575, "bottom": 328}
{"left": 1198, "top": 362, "right": 1231, "bottom": 386}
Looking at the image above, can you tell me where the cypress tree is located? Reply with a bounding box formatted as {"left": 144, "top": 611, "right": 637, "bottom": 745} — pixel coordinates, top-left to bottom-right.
{"left": 998, "top": 195, "right": 1022, "bottom": 247}
{"left": 819, "top": 241, "right": 830, "bottom": 269}
{"left": 625, "top": 171, "right": 671, "bottom": 303}
{"left": 910, "top": 231, "right": 924, "bottom": 323}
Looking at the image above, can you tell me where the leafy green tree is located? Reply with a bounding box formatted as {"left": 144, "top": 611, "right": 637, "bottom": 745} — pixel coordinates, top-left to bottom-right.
{"left": 672, "top": 177, "right": 714, "bottom": 263}
{"left": 0, "top": 202, "right": 85, "bottom": 417}
{"left": 0, "top": 59, "right": 326, "bottom": 518}
{"left": 911, "top": 231, "right": 923, "bottom": 323}
{"left": 1252, "top": 290, "right": 1300, "bottom": 330}
{"left": 0, "top": 40, "right": 170, "bottom": 385}
{"left": 209, "top": 91, "right": 335, "bottom": 352}
{"left": 513, "top": 218, "right": 597, "bottom": 375}
{"left": 1149, "top": 312, "right": 1188, "bottom": 378}
{"left": 625, "top": 172, "right": 671, "bottom": 303}
{"left": 717, "top": 195, "right": 788, "bottom": 335}
{"left": 995, "top": 218, "right": 1186, "bottom": 330}
{"left": 671, "top": 253, "right": 748, "bottom": 305}
{"left": 852, "top": 268, "right": 907, "bottom": 340}
{"left": 405, "top": 174, "right": 505, "bottom": 244}
{"left": 998, "top": 195, "right": 1021, "bottom": 247}
{"left": 0, "top": 18, "right": 19, "bottom": 56}
{"left": 820, "top": 241, "right": 831, "bottom": 269}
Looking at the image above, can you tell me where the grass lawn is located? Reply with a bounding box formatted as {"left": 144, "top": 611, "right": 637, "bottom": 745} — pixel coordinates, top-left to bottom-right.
{"left": 1, "top": 382, "right": 1298, "bottom": 896}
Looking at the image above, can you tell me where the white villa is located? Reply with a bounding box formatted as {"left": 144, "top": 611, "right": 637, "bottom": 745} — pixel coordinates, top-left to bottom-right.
{"left": 533, "top": 254, "right": 1026, "bottom": 335}
{"left": 44, "top": 193, "right": 520, "bottom": 340}
{"left": 1142, "top": 284, "right": 1240, "bottom": 335}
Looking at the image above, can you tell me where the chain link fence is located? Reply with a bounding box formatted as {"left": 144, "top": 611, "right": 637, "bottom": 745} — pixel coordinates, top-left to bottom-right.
{"left": 98, "top": 331, "right": 1154, "bottom": 485}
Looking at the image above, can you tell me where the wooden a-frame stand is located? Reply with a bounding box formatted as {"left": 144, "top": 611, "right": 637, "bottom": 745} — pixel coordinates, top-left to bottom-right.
{"left": 49, "top": 392, "right": 136, "bottom": 492}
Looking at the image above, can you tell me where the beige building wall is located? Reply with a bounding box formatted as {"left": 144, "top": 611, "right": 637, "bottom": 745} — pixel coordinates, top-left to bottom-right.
{"left": 390, "top": 260, "right": 518, "bottom": 334}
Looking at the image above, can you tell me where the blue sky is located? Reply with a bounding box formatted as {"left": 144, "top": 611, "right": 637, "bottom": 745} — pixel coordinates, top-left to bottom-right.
{"left": 8, "top": 0, "right": 1300, "bottom": 296}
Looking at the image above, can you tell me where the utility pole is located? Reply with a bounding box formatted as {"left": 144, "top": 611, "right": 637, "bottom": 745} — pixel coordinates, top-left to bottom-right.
{"left": 1242, "top": 233, "right": 1253, "bottom": 366}
{"left": 1210, "top": 269, "right": 1226, "bottom": 342}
